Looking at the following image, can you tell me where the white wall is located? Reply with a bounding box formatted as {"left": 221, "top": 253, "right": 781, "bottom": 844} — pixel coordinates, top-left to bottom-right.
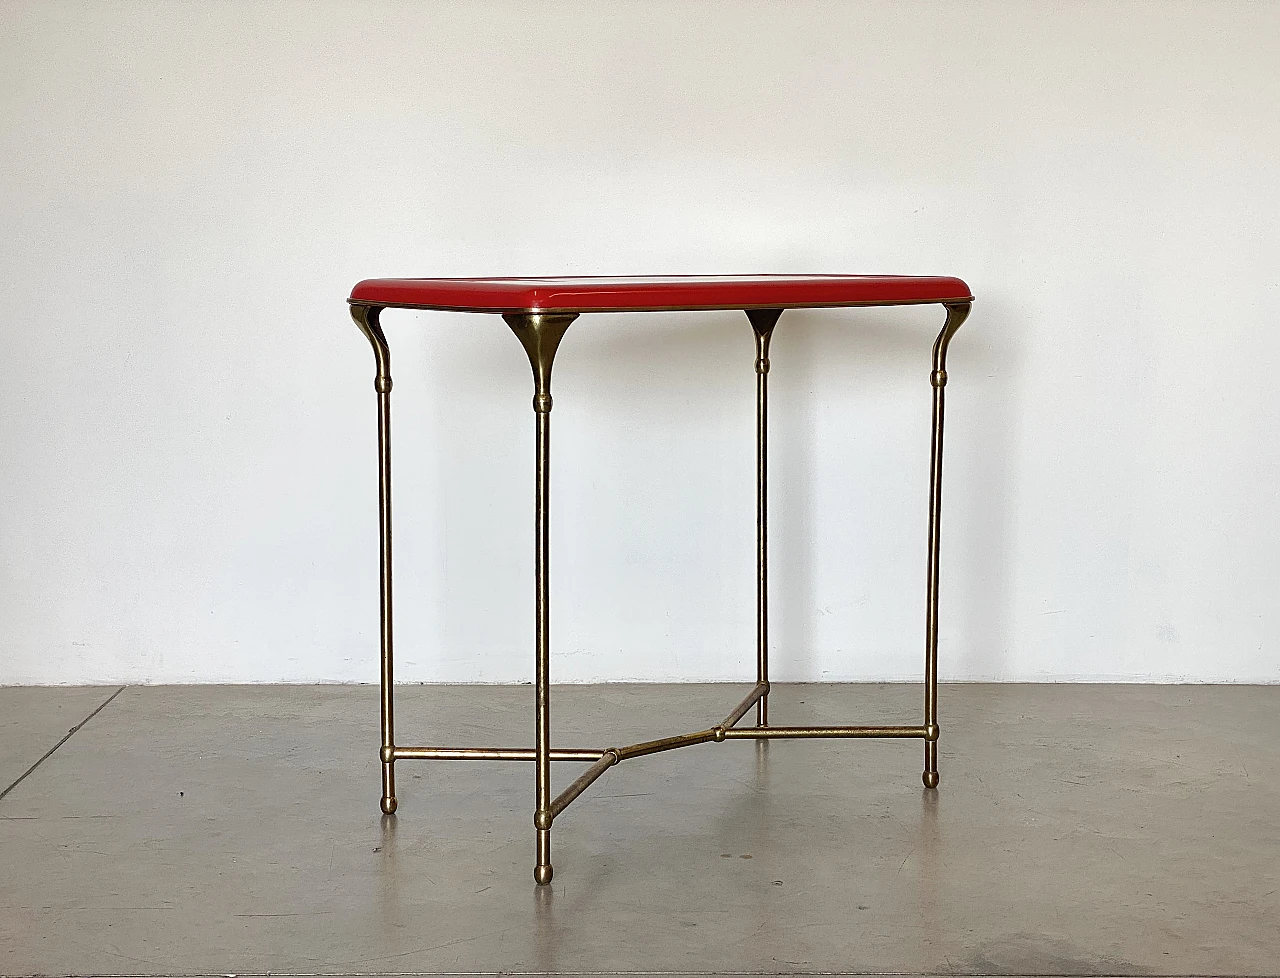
{"left": 2, "top": 0, "right": 1277, "bottom": 685}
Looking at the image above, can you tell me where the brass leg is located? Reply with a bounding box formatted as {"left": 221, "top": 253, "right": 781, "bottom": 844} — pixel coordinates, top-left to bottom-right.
{"left": 504, "top": 312, "right": 577, "bottom": 885}
{"left": 746, "top": 310, "right": 782, "bottom": 725}
{"left": 351, "top": 304, "right": 398, "bottom": 814}
{"left": 923, "top": 301, "right": 970, "bottom": 789}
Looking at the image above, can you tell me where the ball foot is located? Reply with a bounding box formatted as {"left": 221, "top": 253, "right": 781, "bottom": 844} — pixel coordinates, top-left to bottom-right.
{"left": 534, "top": 863, "right": 553, "bottom": 886}
{"left": 922, "top": 770, "right": 939, "bottom": 789}
{"left": 380, "top": 795, "right": 398, "bottom": 815}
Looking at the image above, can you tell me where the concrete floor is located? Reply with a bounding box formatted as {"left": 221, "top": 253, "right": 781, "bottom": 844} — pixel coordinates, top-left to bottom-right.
{"left": 0, "top": 683, "right": 1276, "bottom": 977}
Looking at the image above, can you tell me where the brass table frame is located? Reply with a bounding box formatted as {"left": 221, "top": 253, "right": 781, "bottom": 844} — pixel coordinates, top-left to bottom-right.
{"left": 350, "top": 298, "right": 970, "bottom": 884}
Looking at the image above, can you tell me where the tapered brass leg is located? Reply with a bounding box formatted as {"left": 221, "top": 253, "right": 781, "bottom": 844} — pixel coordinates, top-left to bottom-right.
{"left": 923, "top": 301, "right": 970, "bottom": 789}
{"left": 505, "top": 312, "right": 577, "bottom": 885}
{"left": 351, "top": 304, "right": 398, "bottom": 814}
{"left": 746, "top": 310, "right": 782, "bottom": 726}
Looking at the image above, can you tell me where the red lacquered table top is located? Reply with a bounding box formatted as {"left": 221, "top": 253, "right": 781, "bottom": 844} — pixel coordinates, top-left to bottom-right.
{"left": 349, "top": 275, "right": 971, "bottom": 313}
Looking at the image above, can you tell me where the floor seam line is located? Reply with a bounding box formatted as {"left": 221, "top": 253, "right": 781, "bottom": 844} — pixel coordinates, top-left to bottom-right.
{"left": 0, "top": 684, "right": 127, "bottom": 804}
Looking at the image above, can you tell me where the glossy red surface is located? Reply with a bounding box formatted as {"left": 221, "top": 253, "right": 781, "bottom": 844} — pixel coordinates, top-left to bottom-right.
{"left": 349, "top": 275, "right": 972, "bottom": 313}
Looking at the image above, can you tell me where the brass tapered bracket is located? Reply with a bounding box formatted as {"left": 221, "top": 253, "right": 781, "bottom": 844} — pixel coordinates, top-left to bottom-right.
{"left": 351, "top": 304, "right": 392, "bottom": 393}
{"left": 932, "top": 301, "right": 970, "bottom": 376}
{"left": 504, "top": 313, "right": 579, "bottom": 412}
{"left": 747, "top": 308, "right": 782, "bottom": 373}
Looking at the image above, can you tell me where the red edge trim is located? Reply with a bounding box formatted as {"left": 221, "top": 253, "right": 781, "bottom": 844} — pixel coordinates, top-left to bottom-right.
{"left": 346, "top": 296, "right": 975, "bottom": 314}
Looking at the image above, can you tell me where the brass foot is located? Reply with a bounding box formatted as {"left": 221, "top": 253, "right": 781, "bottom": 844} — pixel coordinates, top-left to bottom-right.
{"left": 922, "top": 770, "right": 939, "bottom": 789}
{"left": 381, "top": 759, "right": 397, "bottom": 815}
{"left": 534, "top": 863, "right": 553, "bottom": 885}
